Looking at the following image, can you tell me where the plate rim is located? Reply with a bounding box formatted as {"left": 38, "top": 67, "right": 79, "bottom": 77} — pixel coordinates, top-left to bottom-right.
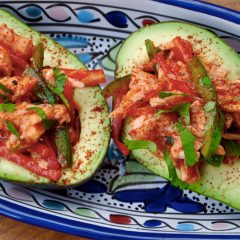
{"left": 155, "top": 0, "right": 240, "bottom": 24}
{"left": 1, "top": 0, "right": 240, "bottom": 239}
{"left": 1, "top": 198, "right": 240, "bottom": 240}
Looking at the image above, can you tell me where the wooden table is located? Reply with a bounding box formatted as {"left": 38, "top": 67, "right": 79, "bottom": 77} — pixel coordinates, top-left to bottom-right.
{"left": 0, "top": 1, "right": 239, "bottom": 240}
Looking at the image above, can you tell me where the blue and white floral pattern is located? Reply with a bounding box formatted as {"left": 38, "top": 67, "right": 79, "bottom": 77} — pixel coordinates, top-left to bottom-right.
{"left": 0, "top": 1, "right": 240, "bottom": 239}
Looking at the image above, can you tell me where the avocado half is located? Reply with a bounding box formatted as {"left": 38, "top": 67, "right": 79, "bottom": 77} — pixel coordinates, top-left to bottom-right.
{"left": 116, "top": 22, "right": 240, "bottom": 209}
{"left": 0, "top": 10, "right": 111, "bottom": 186}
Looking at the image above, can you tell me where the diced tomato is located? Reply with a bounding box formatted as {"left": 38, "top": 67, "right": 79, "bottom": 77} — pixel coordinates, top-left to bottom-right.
{"left": 141, "top": 61, "right": 155, "bottom": 73}
{"left": 12, "top": 67, "right": 24, "bottom": 76}
{"left": 112, "top": 93, "right": 129, "bottom": 156}
{"left": 172, "top": 37, "right": 193, "bottom": 63}
{"left": 142, "top": 52, "right": 178, "bottom": 76}
{"left": 128, "top": 105, "right": 155, "bottom": 118}
{"left": 28, "top": 142, "right": 60, "bottom": 170}
{"left": 0, "top": 143, "right": 61, "bottom": 181}
{"left": 64, "top": 68, "right": 88, "bottom": 78}
{"left": 8, "top": 52, "right": 29, "bottom": 70}
{"left": 126, "top": 89, "right": 160, "bottom": 116}
{"left": 171, "top": 46, "right": 185, "bottom": 62}
{"left": 168, "top": 79, "right": 195, "bottom": 95}
{"left": 64, "top": 69, "right": 106, "bottom": 86}
{"left": 153, "top": 52, "right": 177, "bottom": 76}
{"left": 154, "top": 138, "right": 165, "bottom": 152}
{"left": 41, "top": 134, "right": 57, "bottom": 154}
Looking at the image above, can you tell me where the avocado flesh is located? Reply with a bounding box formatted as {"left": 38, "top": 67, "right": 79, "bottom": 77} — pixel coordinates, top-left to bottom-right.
{"left": 117, "top": 22, "right": 240, "bottom": 209}
{"left": 0, "top": 10, "right": 111, "bottom": 186}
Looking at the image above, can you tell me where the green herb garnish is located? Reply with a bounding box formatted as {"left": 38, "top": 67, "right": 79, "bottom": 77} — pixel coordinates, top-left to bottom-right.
{"left": 164, "top": 148, "right": 189, "bottom": 190}
{"left": 0, "top": 83, "right": 13, "bottom": 94}
{"left": 24, "top": 67, "right": 56, "bottom": 104}
{"left": 124, "top": 139, "right": 157, "bottom": 153}
{"left": 200, "top": 76, "right": 212, "bottom": 86}
{"left": 176, "top": 121, "right": 198, "bottom": 166}
{"left": 48, "top": 67, "right": 70, "bottom": 109}
{"left": 29, "top": 106, "right": 56, "bottom": 130}
{"left": 206, "top": 110, "right": 224, "bottom": 159}
{"left": 0, "top": 103, "right": 15, "bottom": 112}
{"left": 157, "top": 103, "right": 191, "bottom": 125}
{"left": 6, "top": 120, "right": 20, "bottom": 141}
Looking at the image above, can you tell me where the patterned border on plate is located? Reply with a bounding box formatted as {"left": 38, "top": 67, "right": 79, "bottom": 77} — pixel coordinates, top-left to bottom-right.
{"left": 0, "top": 1, "right": 240, "bottom": 239}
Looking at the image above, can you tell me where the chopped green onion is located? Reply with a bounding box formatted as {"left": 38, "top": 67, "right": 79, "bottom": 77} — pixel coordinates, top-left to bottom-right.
{"left": 176, "top": 122, "right": 198, "bottom": 166}
{"left": 0, "top": 83, "right": 13, "bottom": 94}
{"left": 53, "top": 67, "right": 67, "bottom": 93}
{"left": 48, "top": 85, "right": 70, "bottom": 109}
{"left": 159, "top": 91, "right": 188, "bottom": 99}
{"left": 48, "top": 67, "right": 70, "bottom": 109}
{"left": 124, "top": 139, "right": 157, "bottom": 153}
{"left": 164, "top": 148, "right": 188, "bottom": 190}
{"left": 29, "top": 106, "right": 56, "bottom": 130}
{"left": 177, "top": 103, "right": 191, "bottom": 125}
{"left": 156, "top": 103, "right": 191, "bottom": 125}
{"left": 206, "top": 110, "right": 224, "bottom": 160}
{"left": 0, "top": 103, "right": 15, "bottom": 112}
{"left": 200, "top": 76, "right": 212, "bottom": 86}
{"left": 145, "top": 39, "right": 158, "bottom": 60}
{"left": 6, "top": 120, "right": 20, "bottom": 140}
{"left": 24, "top": 67, "right": 56, "bottom": 104}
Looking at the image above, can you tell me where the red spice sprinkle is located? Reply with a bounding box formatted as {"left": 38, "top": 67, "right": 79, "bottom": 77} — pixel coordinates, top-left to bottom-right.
{"left": 85, "top": 150, "right": 94, "bottom": 160}
{"left": 92, "top": 106, "right": 104, "bottom": 112}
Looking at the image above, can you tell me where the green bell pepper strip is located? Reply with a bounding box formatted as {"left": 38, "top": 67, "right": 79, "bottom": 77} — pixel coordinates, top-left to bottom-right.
{"left": 201, "top": 107, "right": 224, "bottom": 161}
{"left": 102, "top": 74, "right": 131, "bottom": 99}
{"left": 187, "top": 57, "right": 216, "bottom": 102}
{"left": 145, "top": 39, "right": 159, "bottom": 60}
{"left": 32, "top": 42, "right": 44, "bottom": 70}
{"left": 54, "top": 125, "right": 72, "bottom": 168}
{"left": 23, "top": 67, "right": 56, "bottom": 104}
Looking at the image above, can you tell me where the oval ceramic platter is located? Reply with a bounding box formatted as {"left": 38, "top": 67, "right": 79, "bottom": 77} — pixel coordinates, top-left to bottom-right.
{"left": 0, "top": 0, "right": 240, "bottom": 239}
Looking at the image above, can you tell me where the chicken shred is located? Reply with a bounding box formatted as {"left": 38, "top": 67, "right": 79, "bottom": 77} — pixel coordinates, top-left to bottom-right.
{"left": 0, "top": 46, "right": 12, "bottom": 76}
{"left": 0, "top": 24, "right": 34, "bottom": 60}
{"left": 111, "top": 68, "right": 164, "bottom": 118}
{"left": 0, "top": 76, "right": 38, "bottom": 102}
{"left": 0, "top": 102, "right": 70, "bottom": 150}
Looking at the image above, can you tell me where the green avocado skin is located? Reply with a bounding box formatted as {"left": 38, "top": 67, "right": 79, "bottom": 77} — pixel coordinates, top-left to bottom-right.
{"left": 116, "top": 22, "right": 240, "bottom": 210}
{"left": 0, "top": 10, "right": 111, "bottom": 187}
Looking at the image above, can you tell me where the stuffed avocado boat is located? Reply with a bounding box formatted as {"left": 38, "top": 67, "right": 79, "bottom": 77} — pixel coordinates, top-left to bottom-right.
{"left": 103, "top": 22, "right": 240, "bottom": 209}
{"left": 0, "top": 10, "right": 110, "bottom": 186}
